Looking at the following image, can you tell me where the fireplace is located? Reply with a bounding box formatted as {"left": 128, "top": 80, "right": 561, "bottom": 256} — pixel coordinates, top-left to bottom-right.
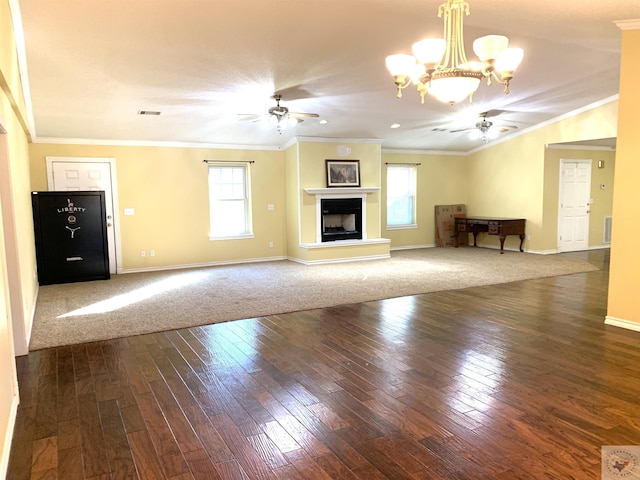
{"left": 321, "top": 198, "right": 362, "bottom": 242}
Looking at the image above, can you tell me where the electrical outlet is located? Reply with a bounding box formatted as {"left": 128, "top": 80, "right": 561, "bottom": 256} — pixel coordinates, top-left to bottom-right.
{"left": 141, "top": 250, "right": 146, "bottom": 257}
{"left": 150, "top": 250, "right": 155, "bottom": 257}
{"left": 269, "top": 242, "right": 274, "bottom": 248}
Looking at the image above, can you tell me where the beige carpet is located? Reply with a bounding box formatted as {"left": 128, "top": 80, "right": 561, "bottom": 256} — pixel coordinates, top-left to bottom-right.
{"left": 30, "top": 247, "right": 600, "bottom": 350}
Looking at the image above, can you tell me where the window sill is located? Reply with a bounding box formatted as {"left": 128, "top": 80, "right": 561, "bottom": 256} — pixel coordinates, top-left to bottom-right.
{"left": 386, "top": 224, "right": 418, "bottom": 230}
{"left": 209, "top": 233, "right": 255, "bottom": 241}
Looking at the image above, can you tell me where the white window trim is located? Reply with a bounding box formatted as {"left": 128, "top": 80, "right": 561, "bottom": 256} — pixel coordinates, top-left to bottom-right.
{"left": 386, "top": 164, "right": 417, "bottom": 228}
{"left": 207, "top": 161, "right": 253, "bottom": 240}
{"left": 387, "top": 224, "right": 418, "bottom": 231}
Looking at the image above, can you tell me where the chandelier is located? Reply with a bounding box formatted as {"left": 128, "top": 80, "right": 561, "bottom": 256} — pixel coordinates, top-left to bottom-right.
{"left": 385, "top": 0, "right": 523, "bottom": 105}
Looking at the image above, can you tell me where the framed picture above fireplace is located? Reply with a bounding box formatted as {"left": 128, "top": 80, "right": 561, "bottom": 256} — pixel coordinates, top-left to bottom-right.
{"left": 326, "top": 159, "right": 360, "bottom": 187}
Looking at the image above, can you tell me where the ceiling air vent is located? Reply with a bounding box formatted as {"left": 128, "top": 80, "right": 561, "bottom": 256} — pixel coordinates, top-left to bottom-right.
{"left": 138, "top": 110, "right": 161, "bottom": 116}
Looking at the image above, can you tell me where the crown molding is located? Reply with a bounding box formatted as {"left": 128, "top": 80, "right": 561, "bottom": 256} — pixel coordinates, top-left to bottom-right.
{"left": 295, "top": 136, "right": 384, "bottom": 145}
{"left": 31, "top": 137, "right": 283, "bottom": 151}
{"left": 545, "top": 143, "right": 615, "bottom": 151}
{"left": 381, "top": 148, "right": 466, "bottom": 156}
{"left": 615, "top": 19, "right": 640, "bottom": 30}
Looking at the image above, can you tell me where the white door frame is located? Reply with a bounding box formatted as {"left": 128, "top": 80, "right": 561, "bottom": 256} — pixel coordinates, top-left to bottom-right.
{"left": 0, "top": 119, "right": 27, "bottom": 363}
{"left": 46, "top": 156, "right": 123, "bottom": 274}
{"left": 558, "top": 159, "right": 592, "bottom": 252}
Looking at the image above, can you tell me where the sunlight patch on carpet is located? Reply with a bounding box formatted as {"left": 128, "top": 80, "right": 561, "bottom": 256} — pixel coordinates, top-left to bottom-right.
{"left": 58, "top": 271, "right": 209, "bottom": 317}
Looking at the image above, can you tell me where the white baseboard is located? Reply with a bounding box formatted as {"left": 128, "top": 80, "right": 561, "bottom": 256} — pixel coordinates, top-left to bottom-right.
{"left": 605, "top": 316, "right": 640, "bottom": 333}
{"left": 390, "top": 244, "right": 436, "bottom": 251}
{"left": 119, "top": 256, "right": 288, "bottom": 274}
{"left": 0, "top": 393, "right": 19, "bottom": 480}
{"left": 299, "top": 238, "right": 391, "bottom": 249}
{"left": 288, "top": 253, "right": 391, "bottom": 265}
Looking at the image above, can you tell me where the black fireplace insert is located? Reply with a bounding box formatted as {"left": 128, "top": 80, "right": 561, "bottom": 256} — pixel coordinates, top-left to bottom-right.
{"left": 321, "top": 198, "right": 362, "bottom": 242}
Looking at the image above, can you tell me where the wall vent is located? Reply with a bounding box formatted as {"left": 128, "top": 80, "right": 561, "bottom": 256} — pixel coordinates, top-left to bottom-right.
{"left": 603, "top": 216, "right": 612, "bottom": 244}
{"left": 138, "top": 110, "right": 161, "bottom": 116}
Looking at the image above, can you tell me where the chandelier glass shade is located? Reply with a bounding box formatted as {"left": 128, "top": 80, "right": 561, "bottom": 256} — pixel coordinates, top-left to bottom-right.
{"left": 385, "top": 0, "right": 523, "bottom": 105}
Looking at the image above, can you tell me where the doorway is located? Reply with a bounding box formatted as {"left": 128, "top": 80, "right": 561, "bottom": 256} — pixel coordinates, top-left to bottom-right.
{"left": 46, "top": 157, "right": 121, "bottom": 273}
{"left": 558, "top": 159, "right": 592, "bottom": 252}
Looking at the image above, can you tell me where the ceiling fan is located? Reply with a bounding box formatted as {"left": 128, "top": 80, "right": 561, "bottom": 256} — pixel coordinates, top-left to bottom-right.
{"left": 450, "top": 111, "right": 518, "bottom": 143}
{"left": 239, "top": 94, "right": 319, "bottom": 133}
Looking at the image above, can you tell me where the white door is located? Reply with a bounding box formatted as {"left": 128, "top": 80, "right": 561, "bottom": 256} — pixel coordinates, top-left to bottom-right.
{"left": 47, "top": 157, "right": 119, "bottom": 273}
{"left": 558, "top": 160, "right": 591, "bottom": 252}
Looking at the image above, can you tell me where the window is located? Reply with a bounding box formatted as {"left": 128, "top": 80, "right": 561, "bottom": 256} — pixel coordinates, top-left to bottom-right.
{"left": 386, "top": 164, "right": 417, "bottom": 228}
{"left": 208, "top": 163, "right": 253, "bottom": 239}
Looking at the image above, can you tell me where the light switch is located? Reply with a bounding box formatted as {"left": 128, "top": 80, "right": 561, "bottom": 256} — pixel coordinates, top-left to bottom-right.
{"left": 267, "top": 204, "right": 275, "bottom": 211}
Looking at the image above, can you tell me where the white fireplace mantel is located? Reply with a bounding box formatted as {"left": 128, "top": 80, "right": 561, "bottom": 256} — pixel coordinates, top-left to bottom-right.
{"left": 304, "top": 187, "right": 380, "bottom": 196}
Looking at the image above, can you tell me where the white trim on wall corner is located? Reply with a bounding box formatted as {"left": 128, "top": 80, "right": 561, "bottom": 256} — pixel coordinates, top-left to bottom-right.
{"left": 0, "top": 394, "right": 20, "bottom": 480}
{"left": 605, "top": 316, "right": 640, "bottom": 333}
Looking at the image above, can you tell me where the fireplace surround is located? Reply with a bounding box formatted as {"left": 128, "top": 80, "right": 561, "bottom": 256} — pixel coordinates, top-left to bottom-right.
{"left": 304, "top": 187, "right": 380, "bottom": 245}
{"left": 321, "top": 198, "right": 362, "bottom": 242}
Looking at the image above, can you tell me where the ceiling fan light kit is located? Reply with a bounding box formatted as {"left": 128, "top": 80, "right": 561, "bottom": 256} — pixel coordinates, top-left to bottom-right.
{"left": 385, "top": 0, "right": 524, "bottom": 105}
{"left": 252, "top": 94, "right": 319, "bottom": 134}
{"left": 474, "top": 119, "right": 494, "bottom": 143}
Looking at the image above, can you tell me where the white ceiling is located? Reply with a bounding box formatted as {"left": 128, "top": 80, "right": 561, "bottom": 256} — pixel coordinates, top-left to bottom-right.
{"left": 16, "top": 0, "right": 640, "bottom": 153}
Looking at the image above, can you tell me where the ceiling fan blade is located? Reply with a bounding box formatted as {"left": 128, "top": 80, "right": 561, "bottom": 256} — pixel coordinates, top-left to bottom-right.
{"left": 497, "top": 125, "right": 518, "bottom": 132}
{"left": 289, "top": 112, "right": 319, "bottom": 118}
{"left": 274, "top": 86, "right": 315, "bottom": 101}
{"left": 237, "top": 114, "right": 261, "bottom": 122}
{"left": 481, "top": 109, "right": 509, "bottom": 118}
{"left": 450, "top": 127, "right": 474, "bottom": 133}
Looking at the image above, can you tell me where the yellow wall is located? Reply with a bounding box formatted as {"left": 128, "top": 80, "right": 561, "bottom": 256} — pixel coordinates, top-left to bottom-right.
{"left": 29, "top": 144, "right": 287, "bottom": 270}
{"left": 381, "top": 151, "right": 468, "bottom": 249}
{"left": 608, "top": 27, "right": 640, "bottom": 328}
{"left": 466, "top": 99, "right": 618, "bottom": 252}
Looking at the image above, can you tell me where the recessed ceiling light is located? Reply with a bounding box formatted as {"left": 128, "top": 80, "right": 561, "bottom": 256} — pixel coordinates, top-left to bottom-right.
{"left": 390, "top": 123, "right": 401, "bottom": 129}
{"left": 138, "top": 110, "right": 161, "bottom": 116}
{"left": 319, "top": 119, "right": 328, "bottom": 125}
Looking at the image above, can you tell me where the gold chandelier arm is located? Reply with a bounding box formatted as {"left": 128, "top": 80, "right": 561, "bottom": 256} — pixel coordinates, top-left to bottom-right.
{"left": 486, "top": 70, "right": 513, "bottom": 93}
{"left": 417, "top": 82, "right": 427, "bottom": 104}
{"left": 393, "top": 75, "right": 413, "bottom": 98}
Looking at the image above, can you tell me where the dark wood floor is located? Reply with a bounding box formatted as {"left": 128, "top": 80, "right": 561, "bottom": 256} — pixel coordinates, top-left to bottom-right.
{"left": 8, "top": 249, "right": 640, "bottom": 479}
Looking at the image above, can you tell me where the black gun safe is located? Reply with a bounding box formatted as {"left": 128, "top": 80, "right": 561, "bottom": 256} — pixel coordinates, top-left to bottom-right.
{"left": 32, "top": 191, "right": 110, "bottom": 285}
